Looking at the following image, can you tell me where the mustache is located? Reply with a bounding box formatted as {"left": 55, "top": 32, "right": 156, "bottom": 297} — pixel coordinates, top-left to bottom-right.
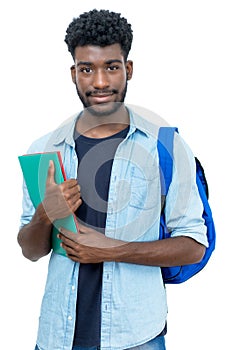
{"left": 86, "top": 89, "right": 118, "bottom": 97}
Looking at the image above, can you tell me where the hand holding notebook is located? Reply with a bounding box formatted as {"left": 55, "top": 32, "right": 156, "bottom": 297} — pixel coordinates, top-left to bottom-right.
{"left": 18, "top": 151, "right": 81, "bottom": 256}
{"left": 43, "top": 160, "right": 82, "bottom": 223}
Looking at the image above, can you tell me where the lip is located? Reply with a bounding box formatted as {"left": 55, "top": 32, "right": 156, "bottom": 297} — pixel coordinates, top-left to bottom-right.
{"left": 89, "top": 93, "right": 114, "bottom": 104}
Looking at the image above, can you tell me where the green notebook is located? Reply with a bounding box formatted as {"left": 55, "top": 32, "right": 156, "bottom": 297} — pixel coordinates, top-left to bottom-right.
{"left": 18, "top": 151, "right": 79, "bottom": 256}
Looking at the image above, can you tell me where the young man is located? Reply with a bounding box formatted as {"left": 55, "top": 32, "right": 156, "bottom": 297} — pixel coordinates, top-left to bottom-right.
{"left": 18, "top": 9, "right": 208, "bottom": 350}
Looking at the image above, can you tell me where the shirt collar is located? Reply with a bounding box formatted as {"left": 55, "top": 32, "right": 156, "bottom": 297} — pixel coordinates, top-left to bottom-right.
{"left": 127, "top": 107, "right": 151, "bottom": 138}
{"left": 51, "top": 106, "right": 152, "bottom": 147}
{"left": 52, "top": 113, "right": 80, "bottom": 146}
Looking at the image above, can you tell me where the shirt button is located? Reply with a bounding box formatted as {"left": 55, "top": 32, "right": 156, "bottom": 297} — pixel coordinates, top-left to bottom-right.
{"left": 68, "top": 315, "right": 72, "bottom": 321}
{"left": 71, "top": 285, "right": 75, "bottom": 291}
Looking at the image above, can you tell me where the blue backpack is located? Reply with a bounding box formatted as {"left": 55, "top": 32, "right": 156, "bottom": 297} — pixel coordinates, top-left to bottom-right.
{"left": 158, "top": 127, "right": 216, "bottom": 284}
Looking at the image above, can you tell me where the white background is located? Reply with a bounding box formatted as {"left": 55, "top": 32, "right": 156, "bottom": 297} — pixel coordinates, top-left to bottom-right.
{"left": 1, "top": 0, "right": 231, "bottom": 349}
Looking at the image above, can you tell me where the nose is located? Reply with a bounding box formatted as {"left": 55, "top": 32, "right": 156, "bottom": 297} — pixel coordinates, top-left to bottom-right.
{"left": 92, "top": 69, "right": 110, "bottom": 90}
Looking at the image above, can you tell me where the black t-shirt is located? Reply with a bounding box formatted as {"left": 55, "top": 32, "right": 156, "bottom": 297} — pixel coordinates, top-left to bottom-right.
{"left": 73, "top": 126, "right": 129, "bottom": 347}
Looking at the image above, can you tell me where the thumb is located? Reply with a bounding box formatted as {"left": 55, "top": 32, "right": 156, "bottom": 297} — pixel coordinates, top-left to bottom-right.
{"left": 46, "top": 160, "right": 56, "bottom": 184}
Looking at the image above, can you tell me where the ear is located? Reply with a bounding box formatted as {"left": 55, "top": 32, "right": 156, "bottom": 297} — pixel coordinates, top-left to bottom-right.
{"left": 126, "top": 60, "right": 133, "bottom": 81}
{"left": 70, "top": 65, "right": 76, "bottom": 84}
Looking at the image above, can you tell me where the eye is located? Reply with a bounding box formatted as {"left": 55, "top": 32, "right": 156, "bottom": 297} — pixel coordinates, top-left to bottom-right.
{"left": 79, "top": 67, "right": 93, "bottom": 74}
{"left": 107, "top": 65, "right": 119, "bottom": 71}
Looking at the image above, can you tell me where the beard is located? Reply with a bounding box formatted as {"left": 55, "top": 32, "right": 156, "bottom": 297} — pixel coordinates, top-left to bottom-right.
{"left": 75, "top": 82, "right": 128, "bottom": 117}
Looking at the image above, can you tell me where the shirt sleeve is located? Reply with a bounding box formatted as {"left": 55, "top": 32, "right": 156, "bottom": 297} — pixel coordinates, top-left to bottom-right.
{"left": 19, "top": 179, "right": 35, "bottom": 228}
{"left": 164, "top": 132, "right": 209, "bottom": 247}
{"left": 19, "top": 139, "right": 42, "bottom": 229}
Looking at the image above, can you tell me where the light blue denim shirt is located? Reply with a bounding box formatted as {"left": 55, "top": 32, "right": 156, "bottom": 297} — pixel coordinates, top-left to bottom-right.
{"left": 20, "top": 108, "right": 208, "bottom": 350}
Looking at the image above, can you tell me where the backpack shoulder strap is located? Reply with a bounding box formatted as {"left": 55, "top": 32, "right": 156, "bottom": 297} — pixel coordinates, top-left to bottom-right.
{"left": 195, "top": 157, "right": 209, "bottom": 198}
{"left": 157, "top": 127, "right": 178, "bottom": 196}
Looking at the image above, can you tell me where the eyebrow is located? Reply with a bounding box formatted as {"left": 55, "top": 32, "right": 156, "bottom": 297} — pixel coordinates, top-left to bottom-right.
{"left": 76, "top": 61, "right": 92, "bottom": 67}
{"left": 76, "top": 59, "right": 123, "bottom": 67}
{"left": 105, "top": 59, "right": 123, "bottom": 65}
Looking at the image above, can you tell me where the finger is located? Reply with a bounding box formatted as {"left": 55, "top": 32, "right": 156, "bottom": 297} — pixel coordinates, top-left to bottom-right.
{"left": 46, "top": 160, "right": 56, "bottom": 185}
{"left": 61, "top": 243, "right": 79, "bottom": 256}
{"left": 73, "top": 198, "right": 83, "bottom": 211}
{"left": 59, "top": 239, "right": 80, "bottom": 262}
{"left": 60, "top": 237, "right": 76, "bottom": 250}
{"left": 63, "top": 179, "right": 80, "bottom": 190}
{"left": 63, "top": 185, "right": 81, "bottom": 201}
{"left": 62, "top": 182, "right": 81, "bottom": 198}
{"left": 59, "top": 191, "right": 81, "bottom": 214}
{"left": 65, "top": 250, "right": 80, "bottom": 263}
{"left": 69, "top": 195, "right": 82, "bottom": 211}
{"left": 59, "top": 227, "right": 78, "bottom": 242}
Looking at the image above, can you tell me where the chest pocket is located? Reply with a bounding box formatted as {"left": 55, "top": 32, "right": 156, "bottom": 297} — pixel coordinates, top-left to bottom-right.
{"left": 129, "top": 165, "right": 159, "bottom": 210}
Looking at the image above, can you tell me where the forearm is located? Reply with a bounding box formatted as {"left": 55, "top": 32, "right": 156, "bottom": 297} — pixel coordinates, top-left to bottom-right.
{"left": 108, "top": 236, "right": 206, "bottom": 267}
{"left": 59, "top": 225, "right": 206, "bottom": 266}
{"left": 17, "top": 203, "right": 53, "bottom": 261}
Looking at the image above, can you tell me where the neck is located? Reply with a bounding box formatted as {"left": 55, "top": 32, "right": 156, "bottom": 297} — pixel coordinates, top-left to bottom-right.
{"left": 76, "top": 104, "right": 130, "bottom": 138}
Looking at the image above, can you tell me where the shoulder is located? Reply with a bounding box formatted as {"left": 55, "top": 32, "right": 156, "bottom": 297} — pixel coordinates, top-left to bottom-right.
{"left": 26, "top": 132, "right": 53, "bottom": 153}
{"left": 128, "top": 107, "right": 158, "bottom": 136}
{"left": 26, "top": 114, "right": 79, "bottom": 153}
{"left": 128, "top": 105, "right": 175, "bottom": 141}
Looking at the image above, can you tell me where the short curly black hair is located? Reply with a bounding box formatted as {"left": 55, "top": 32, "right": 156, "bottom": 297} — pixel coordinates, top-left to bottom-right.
{"left": 64, "top": 9, "right": 133, "bottom": 61}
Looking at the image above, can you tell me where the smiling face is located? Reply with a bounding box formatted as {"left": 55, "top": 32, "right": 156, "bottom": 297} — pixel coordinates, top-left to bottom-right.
{"left": 71, "top": 44, "right": 133, "bottom": 116}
